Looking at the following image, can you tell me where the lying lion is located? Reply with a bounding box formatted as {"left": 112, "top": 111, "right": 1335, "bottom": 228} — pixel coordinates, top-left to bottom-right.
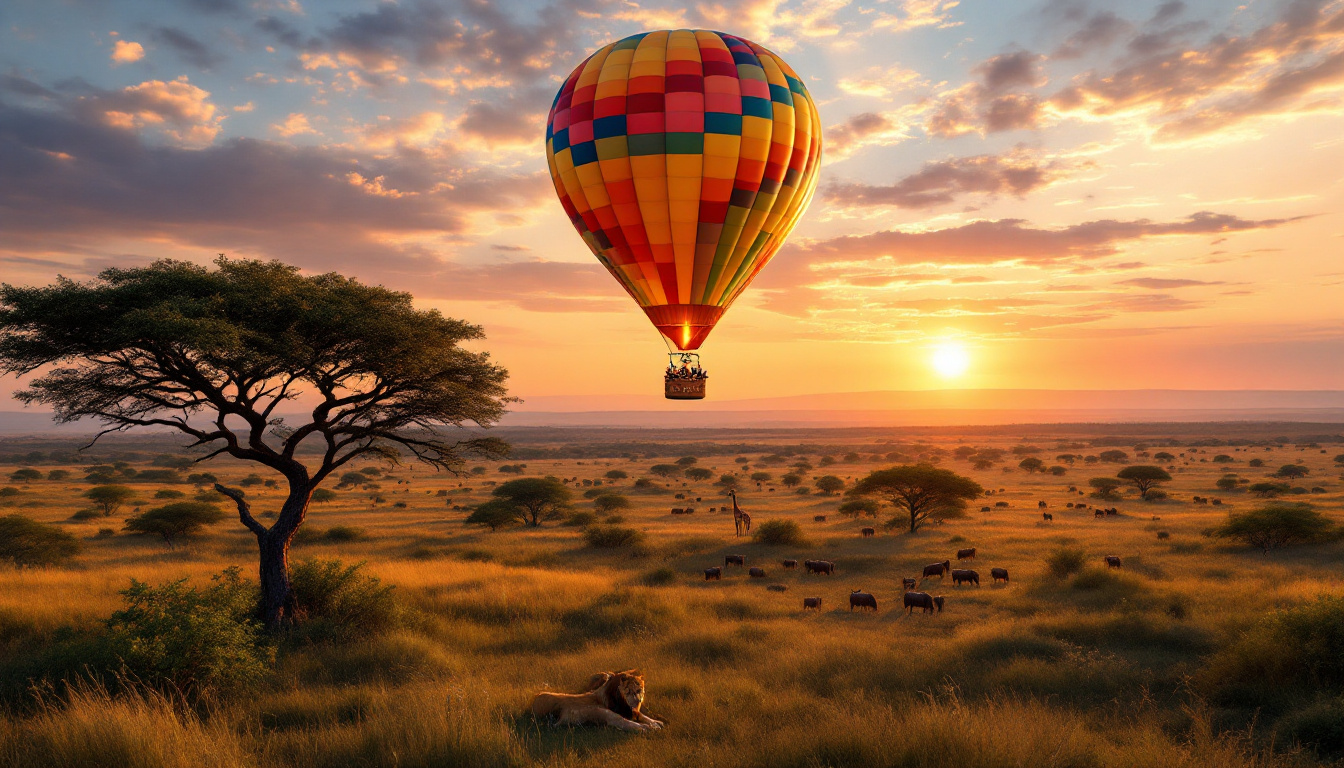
{"left": 530, "top": 670, "right": 664, "bottom": 732}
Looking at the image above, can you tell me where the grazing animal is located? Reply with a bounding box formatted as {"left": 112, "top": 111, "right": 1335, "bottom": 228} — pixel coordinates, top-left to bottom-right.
{"left": 814, "top": 515, "right": 827, "bottom": 522}
{"left": 729, "top": 490, "right": 751, "bottom": 536}
{"left": 804, "top": 559, "right": 835, "bottom": 575}
{"left": 922, "top": 560, "right": 951, "bottom": 579}
{"left": 849, "top": 590, "right": 878, "bottom": 611}
{"left": 956, "top": 547, "right": 976, "bottom": 560}
{"left": 980, "top": 506, "right": 991, "bottom": 512}
{"left": 995, "top": 501, "right": 1009, "bottom": 507}
{"left": 725, "top": 554, "right": 745, "bottom": 567}
{"left": 991, "top": 567, "right": 1009, "bottom": 584}
{"left": 1151, "top": 515, "right": 1161, "bottom": 521}
{"left": 1042, "top": 512, "right": 1053, "bottom": 521}
{"left": 903, "top": 591, "right": 938, "bottom": 614}
{"left": 1094, "top": 509, "right": 1105, "bottom": 519}
{"left": 803, "top": 597, "right": 822, "bottom": 610}
{"left": 1105, "top": 508, "right": 1118, "bottom": 516}
{"left": 670, "top": 508, "right": 683, "bottom": 515}
{"left": 1038, "top": 501, "right": 1048, "bottom": 508}
{"left": 531, "top": 670, "right": 663, "bottom": 732}
{"left": 782, "top": 559, "right": 798, "bottom": 569}
{"left": 861, "top": 527, "right": 875, "bottom": 538}
{"left": 1105, "top": 556, "right": 1122, "bottom": 569}
{"left": 902, "top": 577, "right": 917, "bottom": 590}
{"left": 951, "top": 569, "right": 979, "bottom": 587}
{"left": 1212, "top": 499, "right": 1223, "bottom": 505}
{"left": 1066, "top": 502, "right": 1075, "bottom": 508}
{"left": 704, "top": 567, "right": 722, "bottom": 581}
{"left": 1193, "top": 496, "right": 1206, "bottom": 504}
{"left": 933, "top": 596, "right": 945, "bottom": 612}
{"left": 748, "top": 567, "right": 766, "bottom": 578}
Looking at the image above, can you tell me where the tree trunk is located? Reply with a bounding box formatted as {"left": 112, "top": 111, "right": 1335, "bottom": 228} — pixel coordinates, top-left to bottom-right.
{"left": 258, "top": 485, "right": 311, "bottom": 629}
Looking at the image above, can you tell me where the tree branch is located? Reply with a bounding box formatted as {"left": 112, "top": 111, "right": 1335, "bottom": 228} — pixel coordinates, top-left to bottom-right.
{"left": 215, "top": 483, "right": 267, "bottom": 538}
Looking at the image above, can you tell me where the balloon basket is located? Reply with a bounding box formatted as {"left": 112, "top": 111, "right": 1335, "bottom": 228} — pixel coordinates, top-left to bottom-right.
{"left": 664, "top": 352, "right": 707, "bottom": 400}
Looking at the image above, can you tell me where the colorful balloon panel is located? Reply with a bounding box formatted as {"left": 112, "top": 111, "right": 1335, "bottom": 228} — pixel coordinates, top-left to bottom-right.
{"left": 546, "top": 30, "right": 822, "bottom": 351}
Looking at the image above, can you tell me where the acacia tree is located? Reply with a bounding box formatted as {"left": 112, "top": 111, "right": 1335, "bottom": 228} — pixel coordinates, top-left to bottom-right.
{"left": 847, "top": 464, "right": 983, "bottom": 533}
{"left": 0, "top": 258, "right": 511, "bottom": 628}
{"left": 1117, "top": 465, "right": 1172, "bottom": 500}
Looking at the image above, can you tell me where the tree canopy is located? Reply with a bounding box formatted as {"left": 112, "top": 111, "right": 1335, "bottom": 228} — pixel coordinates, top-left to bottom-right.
{"left": 1117, "top": 465, "right": 1172, "bottom": 500}
{"left": 684, "top": 467, "right": 714, "bottom": 481}
{"left": 1213, "top": 502, "right": 1335, "bottom": 553}
{"left": 84, "top": 485, "right": 136, "bottom": 516}
{"left": 1088, "top": 477, "right": 1124, "bottom": 500}
{"left": 814, "top": 475, "right": 844, "bottom": 494}
{"left": 1273, "top": 464, "right": 1310, "bottom": 479}
{"left": 847, "top": 464, "right": 983, "bottom": 533}
{"left": 0, "top": 258, "right": 512, "bottom": 627}
{"left": 0, "top": 515, "right": 81, "bottom": 566}
{"left": 124, "top": 501, "right": 227, "bottom": 547}
{"left": 490, "top": 477, "right": 571, "bottom": 527}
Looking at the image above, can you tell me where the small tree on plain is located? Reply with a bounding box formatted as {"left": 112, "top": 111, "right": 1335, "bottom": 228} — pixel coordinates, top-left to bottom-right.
{"left": 1099, "top": 450, "right": 1129, "bottom": 463}
{"left": 750, "top": 471, "right": 772, "bottom": 483}
{"left": 1018, "top": 457, "right": 1045, "bottom": 473}
{"left": 675, "top": 456, "right": 697, "bottom": 467}
{"left": 781, "top": 473, "right": 802, "bottom": 488}
{"left": 464, "top": 500, "right": 519, "bottom": 531}
{"left": 491, "top": 477, "right": 571, "bottom": 527}
{"left": 716, "top": 474, "right": 742, "bottom": 492}
{"left": 124, "top": 501, "right": 227, "bottom": 548}
{"left": 1215, "top": 477, "right": 1240, "bottom": 492}
{"left": 0, "top": 514, "right": 81, "bottom": 566}
{"left": 685, "top": 467, "right": 714, "bottom": 481}
{"left": 1117, "top": 465, "right": 1172, "bottom": 501}
{"left": 1213, "top": 502, "right": 1334, "bottom": 553}
{"left": 649, "top": 464, "right": 681, "bottom": 478}
{"left": 1088, "top": 477, "right": 1124, "bottom": 500}
{"left": 592, "top": 493, "right": 631, "bottom": 513}
{"left": 605, "top": 469, "right": 628, "bottom": 480}
{"left": 9, "top": 468, "right": 41, "bottom": 483}
{"left": 84, "top": 485, "right": 136, "bottom": 516}
{"left": 847, "top": 464, "right": 982, "bottom": 534}
{"left": 1273, "top": 464, "right": 1310, "bottom": 479}
{"left": 838, "top": 499, "right": 879, "bottom": 518}
{"left": 814, "top": 475, "right": 844, "bottom": 495}
{"left": 1249, "top": 482, "right": 1291, "bottom": 497}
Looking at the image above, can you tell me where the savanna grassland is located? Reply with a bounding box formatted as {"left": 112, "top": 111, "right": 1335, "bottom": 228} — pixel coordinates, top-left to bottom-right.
{"left": 1, "top": 424, "right": 1343, "bottom": 768}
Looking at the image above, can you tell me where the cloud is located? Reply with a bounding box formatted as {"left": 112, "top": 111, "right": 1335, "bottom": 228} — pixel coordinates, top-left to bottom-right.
{"left": 272, "top": 112, "right": 315, "bottom": 137}
{"left": 452, "top": 90, "right": 548, "bottom": 149}
{"left": 1052, "top": 11, "right": 1131, "bottom": 59}
{"left": 824, "top": 148, "right": 1088, "bottom": 209}
{"left": 975, "top": 51, "right": 1043, "bottom": 93}
{"left": 824, "top": 107, "right": 922, "bottom": 159}
{"left": 151, "top": 27, "right": 226, "bottom": 70}
{"left": 79, "top": 77, "right": 223, "bottom": 146}
{"left": 360, "top": 112, "right": 446, "bottom": 149}
{"left": 925, "top": 55, "right": 1046, "bottom": 137}
{"left": 111, "top": 40, "right": 145, "bottom": 64}
{"left": 1118, "top": 277, "right": 1226, "bottom": 289}
{"left": 872, "top": 0, "right": 962, "bottom": 33}
{"left": 431, "top": 259, "right": 626, "bottom": 311}
{"left": 837, "top": 64, "right": 926, "bottom": 99}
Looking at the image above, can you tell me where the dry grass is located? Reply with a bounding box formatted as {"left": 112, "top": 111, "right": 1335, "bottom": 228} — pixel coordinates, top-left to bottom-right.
{"left": 1, "top": 436, "right": 1341, "bottom": 766}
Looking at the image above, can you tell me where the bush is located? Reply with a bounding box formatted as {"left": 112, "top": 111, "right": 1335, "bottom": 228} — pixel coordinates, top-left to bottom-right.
{"left": 69, "top": 509, "right": 101, "bottom": 522}
{"left": 754, "top": 518, "right": 808, "bottom": 546}
{"left": 592, "top": 493, "right": 630, "bottom": 513}
{"left": 1212, "top": 502, "right": 1335, "bottom": 552}
{"left": 105, "top": 567, "right": 271, "bottom": 699}
{"left": 633, "top": 478, "right": 653, "bottom": 488}
{"left": 311, "top": 488, "right": 338, "bottom": 503}
{"left": 287, "top": 559, "right": 399, "bottom": 643}
{"left": 323, "top": 525, "right": 366, "bottom": 542}
{"left": 1046, "top": 547, "right": 1086, "bottom": 578}
{"left": 604, "top": 514, "right": 626, "bottom": 524}
{"left": 0, "top": 515, "right": 81, "bottom": 566}
{"left": 839, "top": 499, "right": 879, "bottom": 518}
{"left": 153, "top": 489, "right": 186, "bottom": 499}
{"left": 123, "top": 502, "right": 226, "bottom": 548}
{"left": 584, "top": 525, "right": 646, "bottom": 548}
{"left": 83, "top": 485, "right": 135, "bottom": 516}
{"left": 1202, "top": 597, "right": 1344, "bottom": 705}
{"left": 563, "top": 511, "right": 597, "bottom": 527}
{"left": 1277, "top": 697, "right": 1344, "bottom": 758}
{"left": 641, "top": 566, "right": 677, "bottom": 586}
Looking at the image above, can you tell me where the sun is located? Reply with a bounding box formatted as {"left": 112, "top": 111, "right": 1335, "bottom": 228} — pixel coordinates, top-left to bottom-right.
{"left": 930, "top": 342, "right": 970, "bottom": 379}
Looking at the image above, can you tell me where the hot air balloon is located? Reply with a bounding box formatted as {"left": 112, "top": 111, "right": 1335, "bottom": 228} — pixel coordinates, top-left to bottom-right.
{"left": 545, "top": 30, "right": 822, "bottom": 399}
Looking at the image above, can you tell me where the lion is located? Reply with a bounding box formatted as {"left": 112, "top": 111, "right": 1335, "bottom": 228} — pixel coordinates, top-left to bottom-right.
{"left": 530, "top": 670, "right": 664, "bottom": 732}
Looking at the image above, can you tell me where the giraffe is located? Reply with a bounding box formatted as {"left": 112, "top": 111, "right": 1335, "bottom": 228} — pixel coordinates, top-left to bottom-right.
{"left": 729, "top": 490, "right": 751, "bottom": 536}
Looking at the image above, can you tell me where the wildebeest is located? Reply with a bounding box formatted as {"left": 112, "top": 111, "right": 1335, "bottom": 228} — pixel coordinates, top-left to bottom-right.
{"left": 1042, "top": 512, "right": 1053, "bottom": 521}
{"left": 1151, "top": 515, "right": 1161, "bottom": 521}
{"left": 903, "top": 591, "right": 939, "bottom": 614}
{"left": 1066, "top": 502, "right": 1075, "bottom": 508}
{"left": 1211, "top": 498, "right": 1223, "bottom": 505}
{"left": 782, "top": 559, "right": 798, "bottom": 569}
{"left": 980, "top": 506, "right": 991, "bottom": 512}
{"left": 902, "top": 577, "right": 917, "bottom": 590}
{"left": 803, "top": 597, "right": 822, "bottom": 610}
{"left": 861, "top": 527, "right": 875, "bottom": 538}
{"left": 922, "top": 560, "right": 951, "bottom": 579}
{"left": 804, "top": 559, "right": 835, "bottom": 575}
{"left": 704, "top": 567, "right": 722, "bottom": 581}
{"left": 849, "top": 590, "right": 878, "bottom": 611}
{"left": 1094, "top": 508, "right": 1105, "bottom": 518}
{"left": 814, "top": 515, "right": 828, "bottom": 522}
{"left": 991, "top": 567, "right": 1009, "bottom": 584}
{"left": 995, "top": 501, "right": 1009, "bottom": 507}
{"left": 749, "top": 567, "right": 766, "bottom": 578}
{"left": 725, "top": 554, "right": 746, "bottom": 567}
{"left": 933, "top": 596, "right": 945, "bottom": 611}
{"left": 956, "top": 547, "right": 976, "bottom": 560}
{"left": 1193, "top": 496, "right": 1206, "bottom": 504}
{"left": 1105, "top": 507, "right": 1118, "bottom": 516}
{"left": 1105, "top": 556, "right": 1122, "bottom": 569}
{"left": 951, "top": 569, "right": 980, "bottom": 587}
{"left": 1038, "top": 500, "right": 1048, "bottom": 508}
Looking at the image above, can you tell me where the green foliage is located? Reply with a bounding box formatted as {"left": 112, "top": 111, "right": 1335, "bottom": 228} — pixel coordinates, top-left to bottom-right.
{"left": 238, "top": 474, "right": 264, "bottom": 487}
{"left": 675, "top": 456, "right": 697, "bottom": 466}
{"left": 1216, "top": 477, "right": 1239, "bottom": 491}
{"left": 491, "top": 477, "right": 571, "bottom": 526}
{"left": 1098, "top": 450, "right": 1129, "bottom": 463}
{"left": 848, "top": 464, "right": 982, "bottom": 533}
{"left": 123, "top": 502, "right": 226, "bottom": 547}
{"left": 838, "top": 499, "right": 879, "bottom": 518}
{"left": 716, "top": 474, "right": 742, "bottom": 491}
{"left": 1276, "top": 697, "right": 1344, "bottom": 758}
{"left": 287, "top": 559, "right": 399, "bottom": 643}
{"left": 649, "top": 463, "right": 681, "bottom": 478}
{"left": 781, "top": 472, "right": 802, "bottom": 487}
{"left": 463, "top": 499, "right": 519, "bottom": 531}
{"left": 310, "top": 488, "right": 338, "bottom": 503}
{"left": 69, "top": 509, "right": 101, "bottom": 522}
{"left": 1046, "top": 547, "right": 1087, "bottom": 578}
{"left": 1018, "top": 457, "right": 1044, "bottom": 473}
{"left": 1088, "top": 477, "right": 1123, "bottom": 499}
{"left": 605, "top": 469, "right": 628, "bottom": 480}
{"left": 83, "top": 485, "right": 135, "bottom": 516}
{"left": 1274, "top": 464, "right": 1309, "bottom": 479}
{"left": 753, "top": 518, "right": 808, "bottom": 546}
{"left": 1249, "top": 481, "right": 1292, "bottom": 497}
{"left": 153, "top": 488, "right": 186, "bottom": 499}
{"left": 1049, "top": 465, "right": 1068, "bottom": 476}
{"left": 0, "top": 514, "right": 81, "bottom": 565}
{"left": 1202, "top": 597, "right": 1344, "bottom": 705}
{"left": 105, "top": 567, "right": 271, "bottom": 699}
{"left": 45, "top": 469, "right": 70, "bottom": 481}
{"left": 323, "top": 525, "right": 366, "bottom": 542}
{"left": 591, "top": 492, "right": 630, "bottom": 513}
{"left": 9, "top": 468, "right": 41, "bottom": 483}
{"left": 0, "top": 486, "right": 18, "bottom": 499}
{"left": 641, "top": 566, "right": 678, "bottom": 586}
{"left": 1117, "top": 465, "right": 1172, "bottom": 500}
{"left": 562, "top": 511, "right": 597, "bottom": 527}
{"left": 584, "top": 525, "right": 646, "bottom": 548}
{"left": 1212, "top": 502, "right": 1334, "bottom": 552}
{"left": 685, "top": 467, "right": 714, "bottom": 481}
{"left": 814, "top": 475, "right": 844, "bottom": 494}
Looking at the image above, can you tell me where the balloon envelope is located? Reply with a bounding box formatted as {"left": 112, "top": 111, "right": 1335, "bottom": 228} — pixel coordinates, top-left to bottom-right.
{"left": 545, "top": 30, "right": 822, "bottom": 350}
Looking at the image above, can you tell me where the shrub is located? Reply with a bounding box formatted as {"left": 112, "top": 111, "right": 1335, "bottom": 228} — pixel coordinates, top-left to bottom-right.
{"left": 153, "top": 488, "right": 186, "bottom": 499}
{"left": 323, "top": 525, "right": 366, "bottom": 542}
{"left": 96, "top": 528, "right": 115, "bottom": 538}
{"left": 1277, "top": 697, "right": 1344, "bottom": 758}
{"left": 10, "top": 468, "right": 42, "bottom": 483}
{"left": 685, "top": 467, "right": 714, "bottom": 481}
{"left": 0, "top": 515, "right": 81, "bottom": 566}
{"left": 45, "top": 469, "right": 71, "bottom": 481}
{"left": 464, "top": 500, "right": 518, "bottom": 531}
{"left": 584, "top": 525, "right": 646, "bottom": 548}
{"left": 1046, "top": 547, "right": 1086, "bottom": 578}
{"left": 641, "top": 566, "right": 677, "bottom": 586}
{"left": 754, "top": 518, "right": 808, "bottom": 546}
{"left": 814, "top": 475, "right": 844, "bottom": 494}
{"left": 105, "top": 567, "right": 271, "bottom": 699}
{"left": 563, "top": 511, "right": 597, "bottom": 527}
{"left": 69, "top": 509, "right": 101, "bottom": 522}
{"left": 633, "top": 478, "right": 653, "bottom": 488}
{"left": 1202, "top": 597, "right": 1344, "bottom": 705}
{"left": 603, "top": 514, "right": 626, "bottom": 524}
{"left": 592, "top": 493, "right": 630, "bottom": 513}
{"left": 605, "top": 469, "right": 628, "bottom": 480}
{"left": 123, "top": 502, "right": 226, "bottom": 548}
{"left": 311, "top": 488, "right": 338, "bottom": 503}
{"left": 83, "top": 485, "right": 135, "bottom": 516}
{"left": 1212, "top": 502, "right": 1334, "bottom": 552}
{"left": 287, "top": 559, "right": 399, "bottom": 643}
{"left": 839, "top": 499, "right": 879, "bottom": 518}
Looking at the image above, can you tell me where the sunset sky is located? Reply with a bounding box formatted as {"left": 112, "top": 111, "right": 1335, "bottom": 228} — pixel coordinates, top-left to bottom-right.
{"left": 2, "top": 0, "right": 1342, "bottom": 405}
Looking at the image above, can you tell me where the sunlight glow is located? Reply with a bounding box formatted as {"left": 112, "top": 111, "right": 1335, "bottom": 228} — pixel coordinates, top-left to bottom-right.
{"left": 931, "top": 343, "right": 971, "bottom": 379}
